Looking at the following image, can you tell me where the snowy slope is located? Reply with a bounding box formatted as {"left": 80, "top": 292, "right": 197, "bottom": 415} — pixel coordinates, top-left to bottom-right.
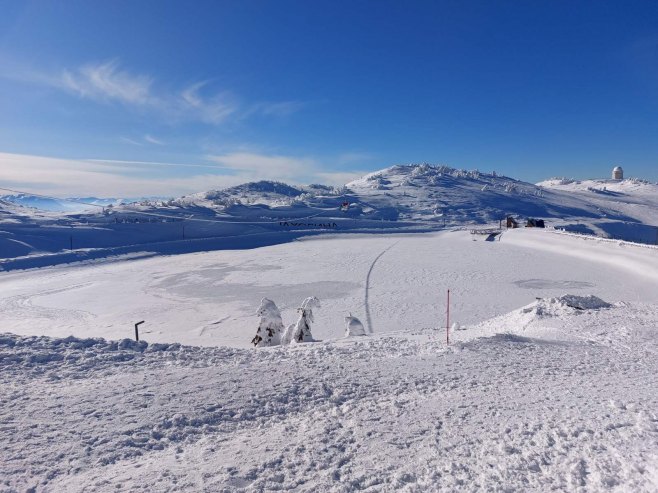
{"left": 2, "top": 296, "right": 658, "bottom": 492}
{"left": 538, "top": 177, "right": 658, "bottom": 240}
{"left": 2, "top": 217, "right": 658, "bottom": 490}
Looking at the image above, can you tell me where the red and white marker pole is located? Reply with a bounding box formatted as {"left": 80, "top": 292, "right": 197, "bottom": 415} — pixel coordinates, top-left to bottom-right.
{"left": 446, "top": 289, "right": 450, "bottom": 345}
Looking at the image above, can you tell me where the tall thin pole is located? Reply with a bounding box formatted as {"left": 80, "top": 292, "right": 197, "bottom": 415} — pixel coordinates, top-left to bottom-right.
{"left": 446, "top": 289, "right": 450, "bottom": 345}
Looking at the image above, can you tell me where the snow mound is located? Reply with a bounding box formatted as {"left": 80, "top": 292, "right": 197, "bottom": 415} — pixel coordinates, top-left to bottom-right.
{"left": 522, "top": 294, "right": 612, "bottom": 317}
{"left": 0, "top": 333, "right": 186, "bottom": 379}
{"left": 466, "top": 294, "right": 615, "bottom": 342}
{"left": 344, "top": 314, "right": 366, "bottom": 336}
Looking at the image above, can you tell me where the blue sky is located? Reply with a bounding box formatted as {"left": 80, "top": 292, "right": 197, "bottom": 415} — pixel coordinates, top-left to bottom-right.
{"left": 1, "top": 1, "right": 658, "bottom": 196}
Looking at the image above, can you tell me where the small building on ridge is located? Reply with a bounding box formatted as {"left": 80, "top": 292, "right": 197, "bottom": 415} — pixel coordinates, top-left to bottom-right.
{"left": 612, "top": 166, "right": 623, "bottom": 180}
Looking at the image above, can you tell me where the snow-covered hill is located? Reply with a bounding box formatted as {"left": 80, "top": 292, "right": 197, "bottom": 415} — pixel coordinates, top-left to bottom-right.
{"left": 1, "top": 164, "right": 657, "bottom": 269}
{"left": 537, "top": 177, "right": 658, "bottom": 240}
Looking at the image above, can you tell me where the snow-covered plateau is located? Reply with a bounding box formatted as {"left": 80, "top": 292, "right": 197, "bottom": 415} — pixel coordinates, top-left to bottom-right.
{"left": 1, "top": 164, "right": 658, "bottom": 492}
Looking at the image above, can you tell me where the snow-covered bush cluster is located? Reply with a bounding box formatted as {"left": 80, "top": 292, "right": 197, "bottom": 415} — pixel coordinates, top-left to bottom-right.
{"left": 281, "top": 296, "right": 320, "bottom": 344}
{"left": 251, "top": 298, "right": 366, "bottom": 347}
{"left": 251, "top": 298, "right": 285, "bottom": 347}
{"left": 410, "top": 163, "right": 431, "bottom": 177}
{"left": 252, "top": 297, "right": 321, "bottom": 347}
{"left": 547, "top": 177, "right": 576, "bottom": 185}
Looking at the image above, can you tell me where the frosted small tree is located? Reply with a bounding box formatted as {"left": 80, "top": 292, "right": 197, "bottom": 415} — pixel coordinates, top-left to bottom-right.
{"left": 344, "top": 313, "right": 366, "bottom": 337}
{"left": 282, "top": 297, "right": 320, "bottom": 344}
{"left": 251, "top": 298, "right": 284, "bottom": 347}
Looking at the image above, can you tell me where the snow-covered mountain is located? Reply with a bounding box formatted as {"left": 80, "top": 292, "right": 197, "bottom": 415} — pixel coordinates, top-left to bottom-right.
{"left": 0, "top": 194, "right": 160, "bottom": 212}
{"left": 1, "top": 164, "right": 657, "bottom": 268}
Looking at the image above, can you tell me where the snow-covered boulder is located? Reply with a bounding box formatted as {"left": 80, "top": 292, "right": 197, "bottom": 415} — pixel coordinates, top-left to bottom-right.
{"left": 251, "top": 298, "right": 284, "bottom": 347}
{"left": 522, "top": 294, "right": 612, "bottom": 318}
{"left": 344, "top": 314, "right": 366, "bottom": 336}
{"left": 282, "top": 297, "right": 320, "bottom": 344}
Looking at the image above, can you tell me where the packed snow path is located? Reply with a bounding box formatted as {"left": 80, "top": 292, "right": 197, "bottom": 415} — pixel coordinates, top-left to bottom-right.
{"left": 2, "top": 297, "right": 658, "bottom": 491}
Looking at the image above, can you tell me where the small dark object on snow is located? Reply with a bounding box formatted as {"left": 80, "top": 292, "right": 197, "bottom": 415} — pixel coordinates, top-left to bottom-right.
{"left": 506, "top": 216, "right": 518, "bottom": 229}
{"left": 526, "top": 218, "right": 545, "bottom": 228}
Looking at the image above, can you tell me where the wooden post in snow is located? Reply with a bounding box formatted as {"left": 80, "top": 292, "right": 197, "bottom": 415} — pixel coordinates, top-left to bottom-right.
{"left": 135, "top": 321, "right": 145, "bottom": 341}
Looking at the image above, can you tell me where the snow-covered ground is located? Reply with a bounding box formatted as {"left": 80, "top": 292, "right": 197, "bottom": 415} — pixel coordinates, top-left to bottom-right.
{"left": 1, "top": 229, "right": 656, "bottom": 347}
{"left": 2, "top": 228, "right": 658, "bottom": 491}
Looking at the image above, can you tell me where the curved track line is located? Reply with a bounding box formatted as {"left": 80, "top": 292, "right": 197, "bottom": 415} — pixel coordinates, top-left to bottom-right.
{"left": 364, "top": 241, "right": 399, "bottom": 334}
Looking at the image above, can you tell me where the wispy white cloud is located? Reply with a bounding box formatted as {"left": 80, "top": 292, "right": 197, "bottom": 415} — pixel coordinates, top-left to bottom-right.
{"left": 314, "top": 171, "right": 369, "bottom": 185}
{"left": 179, "top": 82, "right": 238, "bottom": 124}
{"left": 144, "top": 134, "right": 165, "bottom": 145}
{"left": 86, "top": 158, "right": 231, "bottom": 170}
{"left": 61, "top": 59, "right": 153, "bottom": 105}
{"left": 207, "top": 152, "right": 317, "bottom": 182}
{"left": 1, "top": 58, "right": 303, "bottom": 126}
{"left": 120, "top": 135, "right": 166, "bottom": 146}
{"left": 207, "top": 151, "right": 372, "bottom": 185}
{"left": 0, "top": 151, "right": 377, "bottom": 197}
{"left": 0, "top": 152, "right": 247, "bottom": 197}
{"left": 120, "top": 136, "right": 144, "bottom": 146}
{"left": 245, "top": 101, "right": 306, "bottom": 118}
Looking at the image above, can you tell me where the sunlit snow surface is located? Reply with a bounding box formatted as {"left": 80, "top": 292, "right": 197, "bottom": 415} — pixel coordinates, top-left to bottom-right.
{"left": 1, "top": 229, "right": 658, "bottom": 491}
{"left": 1, "top": 166, "right": 658, "bottom": 491}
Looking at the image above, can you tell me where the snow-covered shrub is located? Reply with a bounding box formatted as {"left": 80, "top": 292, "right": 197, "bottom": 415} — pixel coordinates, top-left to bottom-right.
{"left": 411, "top": 164, "right": 431, "bottom": 177}
{"left": 251, "top": 298, "right": 284, "bottom": 347}
{"left": 282, "top": 297, "right": 320, "bottom": 344}
{"left": 344, "top": 314, "right": 366, "bottom": 337}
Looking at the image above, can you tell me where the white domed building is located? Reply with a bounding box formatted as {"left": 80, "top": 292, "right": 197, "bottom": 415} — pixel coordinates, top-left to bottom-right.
{"left": 612, "top": 166, "right": 623, "bottom": 180}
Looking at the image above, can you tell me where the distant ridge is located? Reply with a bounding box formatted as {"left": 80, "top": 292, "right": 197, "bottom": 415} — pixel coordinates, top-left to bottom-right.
{"left": 1, "top": 163, "right": 657, "bottom": 266}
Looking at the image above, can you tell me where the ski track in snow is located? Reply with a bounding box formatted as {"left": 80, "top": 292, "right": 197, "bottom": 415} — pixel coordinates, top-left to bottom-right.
{"left": 0, "top": 283, "right": 95, "bottom": 328}
{"left": 364, "top": 241, "right": 399, "bottom": 334}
